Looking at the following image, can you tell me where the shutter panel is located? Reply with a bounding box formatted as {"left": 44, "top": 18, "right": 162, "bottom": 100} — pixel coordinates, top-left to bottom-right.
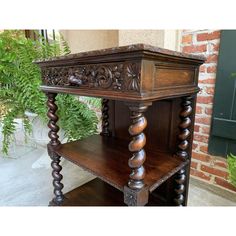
{"left": 209, "top": 30, "right": 236, "bottom": 157}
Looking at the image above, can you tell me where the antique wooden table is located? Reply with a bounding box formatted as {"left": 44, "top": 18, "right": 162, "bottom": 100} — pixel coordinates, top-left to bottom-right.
{"left": 36, "top": 44, "right": 205, "bottom": 206}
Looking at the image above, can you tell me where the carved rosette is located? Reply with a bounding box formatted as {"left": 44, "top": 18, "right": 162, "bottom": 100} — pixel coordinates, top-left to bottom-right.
{"left": 41, "top": 62, "right": 141, "bottom": 92}
{"left": 127, "top": 103, "right": 149, "bottom": 190}
{"left": 124, "top": 185, "right": 149, "bottom": 206}
{"left": 124, "top": 188, "right": 138, "bottom": 206}
{"left": 126, "top": 63, "right": 141, "bottom": 91}
{"left": 100, "top": 99, "right": 111, "bottom": 136}
{"left": 46, "top": 93, "right": 64, "bottom": 205}
{"left": 174, "top": 96, "right": 192, "bottom": 206}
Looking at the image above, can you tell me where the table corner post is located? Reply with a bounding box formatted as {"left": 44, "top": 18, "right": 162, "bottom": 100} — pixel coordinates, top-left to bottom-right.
{"left": 46, "top": 92, "right": 65, "bottom": 206}
{"left": 124, "top": 101, "right": 152, "bottom": 206}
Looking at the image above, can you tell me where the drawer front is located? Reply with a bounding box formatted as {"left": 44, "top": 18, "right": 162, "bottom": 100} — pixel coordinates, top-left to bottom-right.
{"left": 40, "top": 61, "right": 141, "bottom": 93}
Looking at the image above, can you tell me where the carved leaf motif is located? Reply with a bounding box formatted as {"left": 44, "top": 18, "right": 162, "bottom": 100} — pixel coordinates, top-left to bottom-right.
{"left": 112, "top": 64, "right": 123, "bottom": 90}
{"left": 97, "top": 66, "right": 113, "bottom": 88}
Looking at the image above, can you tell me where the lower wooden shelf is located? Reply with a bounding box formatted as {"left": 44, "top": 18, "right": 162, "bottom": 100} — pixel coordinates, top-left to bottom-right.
{"left": 55, "top": 135, "right": 188, "bottom": 193}
{"left": 53, "top": 178, "right": 166, "bottom": 206}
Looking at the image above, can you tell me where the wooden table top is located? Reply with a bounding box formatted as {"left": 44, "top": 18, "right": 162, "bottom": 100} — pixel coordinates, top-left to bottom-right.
{"left": 37, "top": 43, "right": 205, "bottom": 102}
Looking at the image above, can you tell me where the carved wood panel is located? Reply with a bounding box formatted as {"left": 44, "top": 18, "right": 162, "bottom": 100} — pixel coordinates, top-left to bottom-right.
{"left": 41, "top": 62, "right": 141, "bottom": 93}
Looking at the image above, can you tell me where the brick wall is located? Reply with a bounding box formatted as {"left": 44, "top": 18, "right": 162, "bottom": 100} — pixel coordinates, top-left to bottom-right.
{"left": 181, "top": 30, "right": 236, "bottom": 193}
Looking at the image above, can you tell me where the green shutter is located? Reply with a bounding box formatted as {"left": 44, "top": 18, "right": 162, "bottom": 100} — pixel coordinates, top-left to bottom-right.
{"left": 209, "top": 30, "right": 236, "bottom": 157}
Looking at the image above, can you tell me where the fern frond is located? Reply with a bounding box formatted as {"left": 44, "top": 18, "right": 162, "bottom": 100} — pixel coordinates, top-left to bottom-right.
{"left": 0, "top": 30, "right": 99, "bottom": 155}
{"left": 1, "top": 106, "right": 22, "bottom": 154}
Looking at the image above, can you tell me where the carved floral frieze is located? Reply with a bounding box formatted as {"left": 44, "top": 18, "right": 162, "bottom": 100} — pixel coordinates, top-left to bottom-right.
{"left": 41, "top": 62, "right": 141, "bottom": 92}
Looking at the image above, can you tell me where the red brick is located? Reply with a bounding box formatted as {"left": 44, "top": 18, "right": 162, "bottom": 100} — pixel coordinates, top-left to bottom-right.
{"left": 199, "top": 144, "right": 208, "bottom": 153}
{"left": 214, "top": 161, "right": 227, "bottom": 169}
{"left": 206, "top": 54, "right": 218, "bottom": 63}
{"left": 191, "top": 161, "right": 198, "bottom": 169}
{"left": 197, "top": 31, "right": 221, "bottom": 41}
{"left": 212, "top": 43, "right": 220, "bottom": 52}
{"left": 194, "top": 125, "right": 200, "bottom": 132}
{"left": 197, "top": 95, "right": 213, "bottom": 104}
{"left": 199, "top": 78, "right": 216, "bottom": 84}
{"left": 197, "top": 33, "right": 208, "bottom": 41}
{"left": 208, "top": 31, "right": 221, "bottom": 40}
{"left": 199, "top": 65, "right": 206, "bottom": 73}
{"left": 214, "top": 177, "right": 236, "bottom": 192}
{"left": 182, "top": 34, "right": 192, "bottom": 44}
{"left": 192, "top": 151, "right": 211, "bottom": 162}
{"left": 207, "top": 66, "right": 217, "bottom": 73}
{"left": 206, "top": 87, "right": 215, "bottom": 95}
{"left": 183, "top": 44, "right": 207, "bottom": 53}
{"left": 195, "top": 116, "right": 211, "bottom": 125}
{"left": 196, "top": 33, "right": 209, "bottom": 41}
{"left": 201, "top": 126, "right": 210, "bottom": 135}
{"left": 193, "top": 133, "right": 209, "bottom": 143}
{"left": 192, "top": 142, "right": 198, "bottom": 150}
{"left": 205, "top": 107, "right": 213, "bottom": 115}
{"left": 196, "top": 106, "right": 203, "bottom": 114}
{"left": 201, "top": 164, "right": 228, "bottom": 178}
{"left": 190, "top": 169, "right": 211, "bottom": 181}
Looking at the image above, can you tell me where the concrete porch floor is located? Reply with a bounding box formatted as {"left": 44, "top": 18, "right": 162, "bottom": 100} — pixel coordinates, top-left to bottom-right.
{"left": 0, "top": 147, "right": 235, "bottom": 206}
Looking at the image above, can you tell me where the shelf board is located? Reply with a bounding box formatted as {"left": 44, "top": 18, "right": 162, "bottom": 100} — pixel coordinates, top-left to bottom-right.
{"left": 53, "top": 178, "right": 165, "bottom": 206}
{"left": 55, "top": 135, "right": 188, "bottom": 193}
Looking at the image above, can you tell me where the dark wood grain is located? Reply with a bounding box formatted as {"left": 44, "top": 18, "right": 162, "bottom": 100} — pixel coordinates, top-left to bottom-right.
{"left": 54, "top": 135, "right": 188, "bottom": 193}
{"left": 154, "top": 66, "right": 195, "bottom": 88}
{"left": 36, "top": 43, "right": 205, "bottom": 67}
{"left": 100, "top": 99, "right": 111, "bottom": 136}
{"left": 40, "top": 85, "right": 200, "bottom": 103}
{"left": 52, "top": 178, "right": 166, "bottom": 206}
{"left": 111, "top": 99, "right": 181, "bottom": 153}
{"left": 174, "top": 96, "right": 193, "bottom": 206}
{"left": 38, "top": 44, "right": 204, "bottom": 103}
{"left": 126, "top": 102, "right": 150, "bottom": 190}
{"left": 46, "top": 93, "right": 64, "bottom": 205}
{"left": 40, "top": 43, "right": 204, "bottom": 206}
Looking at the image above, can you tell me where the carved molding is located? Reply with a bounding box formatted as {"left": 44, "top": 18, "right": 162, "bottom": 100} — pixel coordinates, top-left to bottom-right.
{"left": 41, "top": 62, "right": 141, "bottom": 92}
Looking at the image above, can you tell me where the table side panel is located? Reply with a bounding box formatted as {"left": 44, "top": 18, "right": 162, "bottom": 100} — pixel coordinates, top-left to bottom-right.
{"left": 141, "top": 60, "right": 199, "bottom": 94}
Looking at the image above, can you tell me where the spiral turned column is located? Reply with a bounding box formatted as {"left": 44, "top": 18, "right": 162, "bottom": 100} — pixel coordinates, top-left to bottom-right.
{"left": 174, "top": 169, "right": 186, "bottom": 206}
{"left": 174, "top": 96, "right": 192, "bottom": 206}
{"left": 100, "top": 98, "right": 111, "bottom": 136}
{"left": 127, "top": 104, "right": 148, "bottom": 190}
{"left": 46, "top": 93, "right": 64, "bottom": 206}
{"left": 176, "top": 96, "right": 192, "bottom": 160}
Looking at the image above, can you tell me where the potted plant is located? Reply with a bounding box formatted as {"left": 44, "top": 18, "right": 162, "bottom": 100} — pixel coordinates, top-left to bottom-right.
{"left": 227, "top": 153, "right": 236, "bottom": 187}
{"left": 0, "top": 30, "right": 99, "bottom": 156}
{"left": 225, "top": 73, "right": 236, "bottom": 188}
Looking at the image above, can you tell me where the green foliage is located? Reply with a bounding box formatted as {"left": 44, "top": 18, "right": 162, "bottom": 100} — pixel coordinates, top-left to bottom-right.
{"left": 230, "top": 72, "right": 236, "bottom": 78}
{"left": 56, "top": 95, "right": 99, "bottom": 141}
{"left": 227, "top": 153, "right": 236, "bottom": 187}
{"left": 1, "top": 106, "right": 18, "bottom": 154}
{"left": 0, "top": 30, "right": 99, "bottom": 155}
